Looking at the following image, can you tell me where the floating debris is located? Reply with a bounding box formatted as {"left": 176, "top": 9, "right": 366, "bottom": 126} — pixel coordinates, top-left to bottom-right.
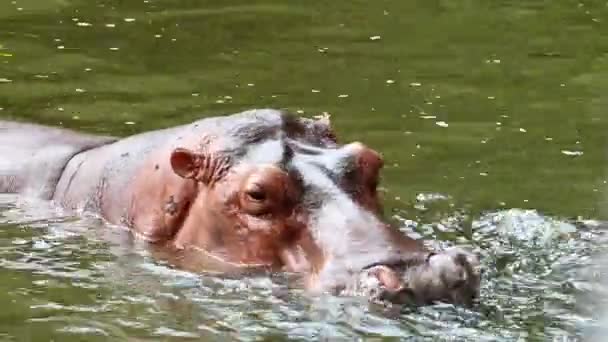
{"left": 545, "top": 137, "right": 553, "bottom": 141}
{"left": 124, "top": 121, "right": 135, "bottom": 125}
{"left": 84, "top": 68, "right": 92, "bottom": 72}
{"left": 0, "top": 78, "right": 12, "bottom": 83}
{"left": 296, "top": 110, "right": 304, "bottom": 114}
{"left": 386, "top": 79, "right": 395, "bottom": 84}
{"left": 519, "top": 128, "right": 527, "bottom": 133}
{"left": 105, "top": 23, "right": 116, "bottom": 28}
{"left": 72, "top": 116, "right": 80, "bottom": 120}
{"left": 76, "top": 22, "right": 92, "bottom": 27}
{"left": 57, "top": 45, "right": 65, "bottom": 50}
{"left": 338, "top": 94, "right": 349, "bottom": 98}
{"left": 369, "top": 35, "right": 382, "bottom": 41}
{"left": 109, "top": 47, "right": 119, "bottom": 51}
{"left": 488, "top": 96, "right": 495, "bottom": 100}
{"left": 479, "top": 172, "right": 488, "bottom": 176}
{"left": 435, "top": 121, "right": 448, "bottom": 128}
{"left": 247, "top": 83, "right": 255, "bottom": 87}
{"left": 154, "top": 34, "right": 162, "bottom": 38}
{"left": 124, "top": 18, "right": 136, "bottom": 22}
{"left": 311, "top": 89, "right": 320, "bottom": 93}
{"left": 561, "top": 150, "right": 584, "bottom": 156}
{"left": 191, "top": 93, "right": 199, "bottom": 97}
{"left": 317, "top": 47, "right": 328, "bottom": 53}
{"left": 420, "top": 115, "right": 436, "bottom": 119}
{"left": 75, "top": 88, "right": 86, "bottom": 93}
{"left": 410, "top": 82, "right": 421, "bottom": 87}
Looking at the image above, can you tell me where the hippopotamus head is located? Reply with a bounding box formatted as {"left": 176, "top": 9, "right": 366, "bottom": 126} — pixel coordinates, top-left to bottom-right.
{"left": 141, "top": 109, "right": 481, "bottom": 307}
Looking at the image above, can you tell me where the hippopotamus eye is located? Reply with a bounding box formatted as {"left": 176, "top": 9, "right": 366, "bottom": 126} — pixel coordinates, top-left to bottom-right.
{"left": 245, "top": 186, "right": 266, "bottom": 202}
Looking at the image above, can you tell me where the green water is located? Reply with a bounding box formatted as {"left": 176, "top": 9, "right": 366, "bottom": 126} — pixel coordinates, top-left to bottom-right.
{"left": 1, "top": 0, "right": 608, "bottom": 340}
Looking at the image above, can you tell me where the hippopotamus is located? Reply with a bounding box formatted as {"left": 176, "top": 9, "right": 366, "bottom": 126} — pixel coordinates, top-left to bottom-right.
{"left": 0, "top": 109, "right": 481, "bottom": 307}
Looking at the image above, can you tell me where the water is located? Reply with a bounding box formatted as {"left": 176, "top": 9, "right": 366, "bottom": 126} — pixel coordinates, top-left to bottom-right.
{"left": 1, "top": 0, "right": 608, "bottom": 340}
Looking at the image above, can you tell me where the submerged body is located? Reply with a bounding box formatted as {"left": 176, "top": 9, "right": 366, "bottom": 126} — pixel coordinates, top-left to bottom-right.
{"left": 0, "top": 109, "right": 481, "bottom": 307}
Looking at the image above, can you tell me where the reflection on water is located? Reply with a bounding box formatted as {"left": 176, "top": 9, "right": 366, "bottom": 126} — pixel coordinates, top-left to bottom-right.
{"left": 0, "top": 195, "right": 605, "bottom": 341}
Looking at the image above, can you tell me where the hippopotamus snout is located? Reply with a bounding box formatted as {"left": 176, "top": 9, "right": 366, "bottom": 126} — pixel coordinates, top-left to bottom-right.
{"left": 347, "top": 247, "right": 482, "bottom": 307}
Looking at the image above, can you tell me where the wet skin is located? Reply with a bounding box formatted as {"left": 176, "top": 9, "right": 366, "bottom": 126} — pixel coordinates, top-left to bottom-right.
{"left": 0, "top": 109, "right": 481, "bottom": 307}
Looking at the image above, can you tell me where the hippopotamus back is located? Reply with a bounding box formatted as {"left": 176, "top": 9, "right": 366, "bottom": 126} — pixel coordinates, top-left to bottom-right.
{"left": 0, "top": 121, "right": 116, "bottom": 199}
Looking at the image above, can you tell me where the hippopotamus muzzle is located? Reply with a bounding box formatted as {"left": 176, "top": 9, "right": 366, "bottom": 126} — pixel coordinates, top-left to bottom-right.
{"left": 342, "top": 247, "right": 482, "bottom": 307}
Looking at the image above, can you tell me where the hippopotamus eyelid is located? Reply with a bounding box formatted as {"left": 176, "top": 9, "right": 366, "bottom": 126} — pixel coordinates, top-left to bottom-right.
{"left": 245, "top": 186, "right": 266, "bottom": 202}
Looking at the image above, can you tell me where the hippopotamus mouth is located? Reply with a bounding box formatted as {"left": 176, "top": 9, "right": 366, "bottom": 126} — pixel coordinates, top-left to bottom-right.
{"left": 342, "top": 248, "right": 482, "bottom": 307}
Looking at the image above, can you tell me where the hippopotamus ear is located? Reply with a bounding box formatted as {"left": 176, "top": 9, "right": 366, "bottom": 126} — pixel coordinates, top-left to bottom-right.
{"left": 170, "top": 148, "right": 231, "bottom": 185}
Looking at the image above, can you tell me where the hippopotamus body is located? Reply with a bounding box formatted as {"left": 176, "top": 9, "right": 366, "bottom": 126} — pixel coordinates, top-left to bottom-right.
{"left": 0, "top": 109, "right": 481, "bottom": 307}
